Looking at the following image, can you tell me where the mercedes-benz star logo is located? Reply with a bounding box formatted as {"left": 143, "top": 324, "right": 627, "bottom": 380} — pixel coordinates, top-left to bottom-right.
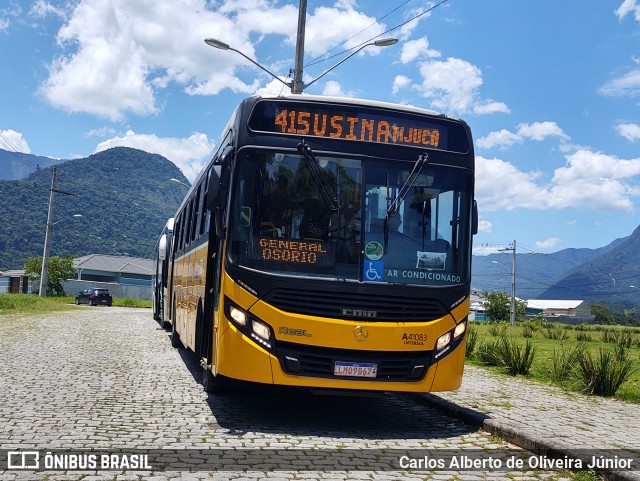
{"left": 353, "top": 325, "right": 369, "bottom": 341}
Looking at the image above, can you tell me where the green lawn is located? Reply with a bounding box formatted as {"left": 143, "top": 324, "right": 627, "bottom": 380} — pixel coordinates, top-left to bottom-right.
{"left": 466, "top": 321, "right": 640, "bottom": 403}
{"left": 0, "top": 293, "right": 151, "bottom": 315}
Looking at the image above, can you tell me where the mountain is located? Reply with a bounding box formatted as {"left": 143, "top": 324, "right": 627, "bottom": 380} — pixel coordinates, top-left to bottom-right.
{"left": 538, "top": 225, "right": 640, "bottom": 309}
{"left": 0, "top": 148, "right": 66, "bottom": 180}
{"left": 0, "top": 147, "right": 190, "bottom": 270}
{"left": 471, "top": 238, "right": 627, "bottom": 300}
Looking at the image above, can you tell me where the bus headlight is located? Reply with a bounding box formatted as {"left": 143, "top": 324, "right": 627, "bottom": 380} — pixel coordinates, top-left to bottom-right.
{"left": 454, "top": 321, "right": 466, "bottom": 339}
{"left": 229, "top": 305, "right": 247, "bottom": 326}
{"left": 434, "top": 320, "right": 467, "bottom": 360}
{"left": 252, "top": 320, "right": 270, "bottom": 341}
{"left": 224, "top": 297, "right": 275, "bottom": 352}
{"left": 436, "top": 332, "right": 451, "bottom": 351}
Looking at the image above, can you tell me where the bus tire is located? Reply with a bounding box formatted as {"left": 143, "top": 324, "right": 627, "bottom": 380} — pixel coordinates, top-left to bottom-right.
{"left": 202, "top": 366, "right": 228, "bottom": 393}
{"left": 170, "top": 300, "right": 182, "bottom": 348}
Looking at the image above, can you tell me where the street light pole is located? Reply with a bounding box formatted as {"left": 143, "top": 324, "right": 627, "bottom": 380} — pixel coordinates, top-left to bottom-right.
{"left": 205, "top": 0, "right": 397, "bottom": 95}
{"left": 39, "top": 167, "right": 77, "bottom": 297}
{"left": 39, "top": 168, "right": 57, "bottom": 297}
{"left": 498, "top": 240, "right": 516, "bottom": 325}
{"left": 292, "top": 0, "right": 307, "bottom": 94}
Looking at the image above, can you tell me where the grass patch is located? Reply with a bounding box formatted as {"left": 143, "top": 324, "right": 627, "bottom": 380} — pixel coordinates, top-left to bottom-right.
{"left": 467, "top": 321, "right": 640, "bottom": 403}
{"left": 0, "top": 293, "right": 151, "bottom": 315}
{"left": 0, "top": 293, "right": 76, "bottom": 314}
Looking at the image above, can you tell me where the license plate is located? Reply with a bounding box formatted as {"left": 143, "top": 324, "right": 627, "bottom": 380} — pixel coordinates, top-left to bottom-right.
{"left": 334, "top": 361, "right": 377, "bottom": 378}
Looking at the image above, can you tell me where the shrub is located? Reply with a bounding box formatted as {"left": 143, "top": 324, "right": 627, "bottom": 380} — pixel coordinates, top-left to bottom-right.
{"left": 494, "top": 338, "right": 537, "bottom": 376}
{"left": 522, "top": 324, "right": 535, "bottom": 338}
{"left": 542, "top": 324, "right": 569, "bottom": 340}
{"left": 601, "top": 329, "right": 617, "bottom": 343}
{"left": 575, "top": 331, "right": 593, "bottom": 342}
{"left": 549, "top": 344, "right": 585, "bottom": 382}
{"left": 488, "top": 322, "right": 508, "bottom": 338}
{"left": 465, "top": 324, "right": 479, "bottom": 358}
{"left": 574, "top": 347, "right": 636, "bottom": 397}
{"left": 475, "top": 338, "right": 502, "bottom": 366}
{"left": 614, "top": 330, "right": 634, "bottom": 349}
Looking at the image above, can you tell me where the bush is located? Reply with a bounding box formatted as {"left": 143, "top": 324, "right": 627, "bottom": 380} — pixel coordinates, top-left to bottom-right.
{"left": 549, "top": 344, "right": 586, "bottom": 382}
{"left": 465, "top": 324, "right": 479, "bottom": 358}
{"left": 574, "top": 347, "right": 636, "bottom": 397}
{"left": 488, "top": 322, "right": 508, "bottom": 338}
{"left": 475, "top": 338, "right": 502, "bottom": 366}
{"left": 522, "top": 324, "right": 535, "bottom": 338}
{"left": 575, "top": 331, "right": 593, "bottom": 342}
{"left": 542, "top": 324, "right": 569, "bottom": 340}
{"left": 494, "top": 338, "right": 536, "bottom": 376}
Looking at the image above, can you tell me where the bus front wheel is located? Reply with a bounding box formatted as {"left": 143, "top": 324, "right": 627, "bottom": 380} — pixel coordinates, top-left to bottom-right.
{"left": 202, "top": 366, "right": 228, "bottom": 393}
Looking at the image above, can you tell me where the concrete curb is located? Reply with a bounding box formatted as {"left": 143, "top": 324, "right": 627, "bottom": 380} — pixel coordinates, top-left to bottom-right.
{"left": 415, "top": 393, "right": 640, "bottom": 481}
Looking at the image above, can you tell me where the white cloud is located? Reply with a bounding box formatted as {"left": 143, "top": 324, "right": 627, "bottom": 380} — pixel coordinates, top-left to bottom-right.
{"left": 599, "top": 66, "right": 640, "bottom": 98}
{"left": 477, "top": 121, "right": 569, "bottom": 149}
{"left": 413, "top": 57, "right": 508, "bottom": 115}
{"left": 0, "top": 129, "right": 31, "bottom": 153}
{"left": 36, "top": 0, "right": 396, "bottom": 120}
{"left": 475, "top": 149, "right": 640, "bottom": 215}
{"left": 392, "top": 75, "right": 411, "bottom": 95}
{"left": 29, "top": 0, "right": 67, "bottom": 19}
{"left": 321, "top": 80, "right": 349, "bottom": 97}
{"left": 617, "top": 123, "right": 640, "bottom": 142}
{"left": 535, "top": 237, "right": 561, "bottom": 250}
{"left": 399, "top": 37, "right": 440, "bottom": 64}
{"left": 475, "top": 156, "right": 546, "bottom": 212}
{"left": 477, "top": 219, "right": 492, "bottom": 233}
{"left": 616, "top": 0, "right": 640, "bottom": 21}
{"left": 94, "top": 130, "right": 214, "bottom": 181}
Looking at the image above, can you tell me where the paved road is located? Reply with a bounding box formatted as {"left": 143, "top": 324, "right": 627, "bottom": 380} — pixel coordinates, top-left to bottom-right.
{"left": 0, "top": 307, "right": 581, "bottom": 480}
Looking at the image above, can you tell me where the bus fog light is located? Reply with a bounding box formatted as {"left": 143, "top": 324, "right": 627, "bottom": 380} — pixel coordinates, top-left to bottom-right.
{"left": 252, "top": 320, "right": 271, "bottom": 341}
{"left": 436, "top": 332, "right": 451, "bottom": 351}
{"left": 229, "top": 306, "right": 247, "bottom": 326}
{"left": 454, "top": 321, "right": 466, "bottom": 339}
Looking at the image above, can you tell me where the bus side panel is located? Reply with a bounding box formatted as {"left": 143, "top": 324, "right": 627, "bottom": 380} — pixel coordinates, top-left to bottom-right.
{"left": 429, "top": 338, "right": 466, "bottom": 392}
{"left": 216, "top": 323, "right": 274, "bottom": 384}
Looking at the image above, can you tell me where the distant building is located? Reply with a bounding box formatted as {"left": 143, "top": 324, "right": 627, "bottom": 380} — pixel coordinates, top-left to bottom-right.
{"left": 526, "top": 300, "right": 594, "bottom": 324}
{"left": 63, "top": 254, "right": 154, "bottom": 300}
{"left": 0, "top": 270, "right": 31, "bottom": 294}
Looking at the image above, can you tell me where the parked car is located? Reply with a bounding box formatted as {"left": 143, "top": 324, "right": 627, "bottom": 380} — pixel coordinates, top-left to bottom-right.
{"left": 76, "top": 288, "right": 113, "bottom": 306}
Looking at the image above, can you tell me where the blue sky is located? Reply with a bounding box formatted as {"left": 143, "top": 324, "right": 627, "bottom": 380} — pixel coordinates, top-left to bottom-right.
{"left": 1, "top": 0, "right": 640, "bottom": 255}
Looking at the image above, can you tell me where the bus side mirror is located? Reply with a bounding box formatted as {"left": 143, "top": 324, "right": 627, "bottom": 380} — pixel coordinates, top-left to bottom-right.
{"left": 214, "top": 207, "right": 225, "bottom": 239}
{"left": 472, "top": 200, "right": 478, "bottom": 235}
{"left": 206, "top": 165, "right": 223, "bottom": 211}
{"left": 158, "top": 234, "right": 168, "bottom": 261}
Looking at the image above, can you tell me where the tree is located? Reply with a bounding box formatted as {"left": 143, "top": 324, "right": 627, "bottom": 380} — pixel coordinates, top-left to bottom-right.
{"left": 589, "top": 303, "right": 614, "bottom": 325}
{"left": 482, "top": 290, "right": 527, "bottom": 323}
{"left": 24, "top": 256, "right": 76, "bottom": 296}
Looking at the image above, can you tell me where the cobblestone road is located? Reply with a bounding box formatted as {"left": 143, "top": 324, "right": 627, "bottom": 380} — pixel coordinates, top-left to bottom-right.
{"left": 0, "top": 307, "right": 581, "bottom": 480}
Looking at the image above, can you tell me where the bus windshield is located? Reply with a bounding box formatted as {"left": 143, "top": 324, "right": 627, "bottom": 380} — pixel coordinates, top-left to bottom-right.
{"left": 228, "top": 148, "right": 473, "bottom": 286}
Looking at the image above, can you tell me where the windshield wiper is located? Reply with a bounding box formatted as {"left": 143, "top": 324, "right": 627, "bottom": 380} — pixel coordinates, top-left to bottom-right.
{"left": 384, "top": 152, "right": 429, "bottom": 253}
{"left": 297, "top": 141, "right": 340, "bottom": 212}
{"left": 387, "top": 152, "right": 429, "bottom": 217}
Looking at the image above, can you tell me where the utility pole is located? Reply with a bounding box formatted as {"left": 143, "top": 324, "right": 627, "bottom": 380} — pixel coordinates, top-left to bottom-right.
{"left": 291, "top": 0, "right": 307, "bottom": 94}
{"left": 39, "top": 167, "right": 76, "bottom": 297}
{"left": 499, "top": 240, "right": 516, "bottom": 325}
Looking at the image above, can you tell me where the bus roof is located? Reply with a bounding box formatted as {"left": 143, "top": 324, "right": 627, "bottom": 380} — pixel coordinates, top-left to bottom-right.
{"left": 255, "top": 93, "right": 446, "bottom": 119}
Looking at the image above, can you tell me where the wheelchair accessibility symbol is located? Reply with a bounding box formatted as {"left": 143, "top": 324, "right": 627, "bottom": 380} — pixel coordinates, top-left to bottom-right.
{"left": 363, "top": 260, "right": 384, "bottom": 282}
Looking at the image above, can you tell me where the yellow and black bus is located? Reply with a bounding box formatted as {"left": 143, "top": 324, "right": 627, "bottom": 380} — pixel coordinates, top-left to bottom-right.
{"left": 166, "top": 94, "right": 477, "bottom": 393}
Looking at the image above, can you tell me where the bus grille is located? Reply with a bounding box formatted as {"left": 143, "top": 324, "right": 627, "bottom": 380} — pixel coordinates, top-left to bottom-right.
{"left": 263, "top": 288, "right": 446, "bottom": 321}
{"left": 276, "top": 342, "right": 432, "bottom": 381}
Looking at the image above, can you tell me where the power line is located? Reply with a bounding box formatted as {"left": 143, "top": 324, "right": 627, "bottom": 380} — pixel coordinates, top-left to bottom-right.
{"left": 305, "top": 0, "right": 450, "bottom": 69}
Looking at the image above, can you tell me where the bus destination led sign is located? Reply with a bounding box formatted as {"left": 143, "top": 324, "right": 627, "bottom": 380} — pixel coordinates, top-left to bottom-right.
{"left": 274, "top": 109, "right": 441, "bottom": 148}
{"left": 249, "top": 101, "right": 451, "bottom": 150}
